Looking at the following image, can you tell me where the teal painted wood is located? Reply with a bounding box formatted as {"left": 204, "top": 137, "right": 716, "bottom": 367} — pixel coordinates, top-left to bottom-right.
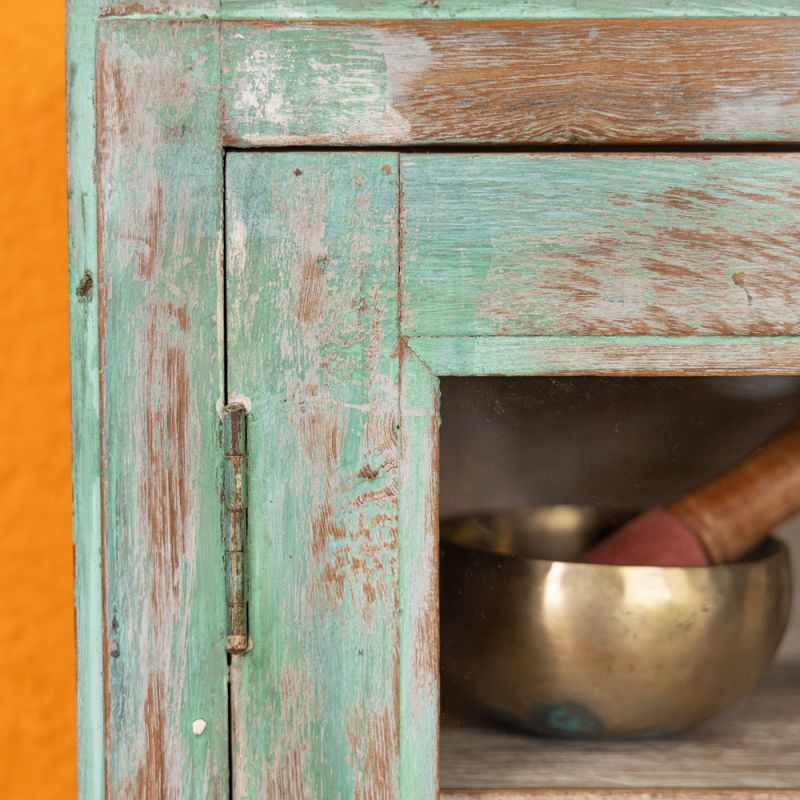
{"left": 96, "top": 20, "right": 228, "bottom": 797}
{"left": 398, "top": 347, "right": 440, "bottom": 799}
{"left": 222, "top": 19, "right": 800, "bottom": 146}
{"left": 100, "top": 0, "right": 218, "bottom": 17}
{"left": 67, "top": 0, "right": 104, "bottom": 796}
{"left": 401, "top": 154, "right": 800, "bottom": 338}
{"left": 408, "top": 336, "right": 800, "bottom": 377}
{"left": 221, "top": 1, "right": 800, "bottom": 19}
{"left": 226, "top": 152, "right": 402, "bottom": 797}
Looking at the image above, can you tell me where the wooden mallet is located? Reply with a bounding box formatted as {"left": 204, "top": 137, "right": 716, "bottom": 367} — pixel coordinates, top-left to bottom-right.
{"left": 582, "top": 422, "right": 800, "bottom": 566}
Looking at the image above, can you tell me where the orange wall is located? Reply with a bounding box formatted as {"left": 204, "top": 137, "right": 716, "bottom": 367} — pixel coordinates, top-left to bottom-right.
{"left": 0, "top": 4, "right": 76, "bottom": 798}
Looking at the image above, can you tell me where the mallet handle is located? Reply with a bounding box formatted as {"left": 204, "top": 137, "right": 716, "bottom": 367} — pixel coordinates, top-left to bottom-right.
{"left": 669, "top": 422, "right": 800, "bottom": 563}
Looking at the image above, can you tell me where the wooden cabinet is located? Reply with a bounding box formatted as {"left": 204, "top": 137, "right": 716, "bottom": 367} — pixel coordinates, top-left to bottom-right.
{"left": 68, "top": 4, "right": 800, "bottom": 797}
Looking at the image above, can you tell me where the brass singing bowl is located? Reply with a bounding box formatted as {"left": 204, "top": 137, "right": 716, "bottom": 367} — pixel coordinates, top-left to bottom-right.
{"left": 441, "top": 506, "right": 791, "bottom": 738}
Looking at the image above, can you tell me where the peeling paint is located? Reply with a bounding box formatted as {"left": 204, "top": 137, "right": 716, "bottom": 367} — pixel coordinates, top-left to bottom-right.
{"left": 402, "top": 154, "right": 800, "bottom": 338}
{"left": 223, "top": 19, "right": 800, "bottom": 147}
{"left": 76, "top": 270, "right": 95, "bottom": 302}
{"left": 96, "top": 21, "right": 227, "bottom": 796}
{"left": 226, "top": 153, "right": 400, "bottom": 795}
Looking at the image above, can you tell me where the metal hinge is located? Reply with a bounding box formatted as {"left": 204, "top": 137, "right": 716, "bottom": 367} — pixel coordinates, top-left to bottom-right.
{"left": 222, "top": 403, "right": 248, "bottom": 655}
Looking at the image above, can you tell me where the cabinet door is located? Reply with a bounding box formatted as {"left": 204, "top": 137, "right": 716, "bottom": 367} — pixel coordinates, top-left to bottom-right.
{"left": 225, "top": 150, "right": 800, "bottom": 800}
{"left": 225, "top": 152, "right": 413, "bottom": 798}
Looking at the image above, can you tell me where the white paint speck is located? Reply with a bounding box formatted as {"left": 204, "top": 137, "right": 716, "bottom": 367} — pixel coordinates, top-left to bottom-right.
{"left": 215, "top": 396, "right": 226, "bottom": 421}
{"left": 235, "top": 48, "right": 291, "bottom": 131}
{"left": 192, "top": 718, "right": 207, "bottom": 736}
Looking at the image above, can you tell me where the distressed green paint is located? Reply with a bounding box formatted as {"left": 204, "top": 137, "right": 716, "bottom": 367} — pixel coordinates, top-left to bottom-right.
{"left": 69, "top": 11, "right": 800, "bottom": 798}
{"left": 222, "top": 20, "right": 800, "bottom": 147}
{"left": 97, "top": 20, "right": 228, "bottom": 796}
{"left": 99, "top": 0, "right": 219, "bottom": 16}
{"left": 221, "top": 1, "right": 800, "bottom": 19}
{"left": 398, "top": 348, "right": 440, "bottom": 799}
{"left": 221, "top": 22, "right": 404, "bottom": 145}
{"left": 67, "top": 0, "right": 104, "bottom": 796}
{"left": 226, "top": 152, "right": 401, "bottom": 797}
{"left": 408, "top": 336, "right": 800, "bottom": 377}
{"left": 401, "top": 154, "right": 800, "bottom": 338}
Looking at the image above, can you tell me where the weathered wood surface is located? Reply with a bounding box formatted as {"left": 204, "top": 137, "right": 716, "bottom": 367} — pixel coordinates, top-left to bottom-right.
{"left": 100, "top": 0, "right": 218, "bottom": 16}
{"left": 74, "top": 13, "right": 800, "bottom": 799}
{"left": 401, "top": 154, "right": 800, "bottom": 338}
{"left": 222, "top": 19, "right": 800, "bottom": 146}
{"left": 442, "top": 792, "right": 800, "bottom": 799}
{"left": 226, "top": 152, "right": 401, "bottom": 797}
{"left": 67, "top": 0, "right": 104, "bottom": 796}
{"left": 441, "top": 665, "right": 800, "bottom": 793}
{"left": 409, "top": 337, "right": 800, "bottom": 377}
{"left": 87, "top": 0, "right": 800, "bottom": 18}
{"left": 398, "top": 348, "right": 440, "bottom": 799}
{"left": 221, "top": 1, "right": 800, "bottom": 19}
{"left": 97, "top": 20, "right": 228, "bottom": 797}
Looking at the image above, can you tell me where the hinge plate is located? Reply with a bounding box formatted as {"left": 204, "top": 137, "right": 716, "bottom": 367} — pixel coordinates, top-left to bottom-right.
{"left": 223, "top": 403, "right": 248, "bottom": 655}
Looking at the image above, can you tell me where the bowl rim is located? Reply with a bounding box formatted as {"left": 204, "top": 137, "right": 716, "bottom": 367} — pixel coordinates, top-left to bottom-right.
{"left": 441, "top": 509, "right": 788, "bottom": 572}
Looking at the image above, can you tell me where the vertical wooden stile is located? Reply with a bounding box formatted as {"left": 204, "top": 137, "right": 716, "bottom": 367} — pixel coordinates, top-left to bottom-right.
{"left": 225, "top": 151, "right": 403, "bottom": 797}
{"left": 67, "top": 0, "right": 104, "bottom": 795}
{"left": 96, "top": 20, "right": 228, "bottom": 797}
{"left": 398, "top": 346, "right": 440, "bottom": 800}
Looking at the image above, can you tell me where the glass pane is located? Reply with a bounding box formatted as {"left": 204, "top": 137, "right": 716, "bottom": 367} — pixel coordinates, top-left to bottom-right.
{"left": 439, "top": 376, "right": 800, "bottom": 791}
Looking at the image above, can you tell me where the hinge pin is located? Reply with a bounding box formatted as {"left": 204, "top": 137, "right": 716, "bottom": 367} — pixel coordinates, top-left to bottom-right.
{"left": 223, "top": 403, "right": 248, "bottom": 655}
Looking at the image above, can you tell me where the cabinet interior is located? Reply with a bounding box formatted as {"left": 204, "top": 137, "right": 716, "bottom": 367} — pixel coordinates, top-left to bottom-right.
{"left": 439, "top": 376, "right": 800, "bottom": 791}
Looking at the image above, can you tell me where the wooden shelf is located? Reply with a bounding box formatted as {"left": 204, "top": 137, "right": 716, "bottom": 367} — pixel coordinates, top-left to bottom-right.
{"left": 440, "top": 664, "right": 800, "bottom": 798}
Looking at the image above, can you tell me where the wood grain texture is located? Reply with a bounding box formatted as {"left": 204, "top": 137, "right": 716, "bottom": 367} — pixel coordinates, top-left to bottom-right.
{"left": 221, "top": 1, "right": 800, "bottom": 19}
{"left": 408, "top": 337, "right": 800, "bottom": 377}
{"left": 67, "top": 0, "right": 104, "bottom": 796}
{"left": 100, "top": 0, "right": 218, "bottom": 17}
{"left": 401, "top": 154, "right": 800, "bottom": 338}
{"left": 440, "top": 665, "right": 800, "bottom": 792}
{"left": 226, "top": 152, "right": 401, "bottom": 798}
{"left": 398, "top": 347, "right": 440, "bottom": 799}
{"left": 97, "top": 20, "right": 227, "bottom": 797}
{"left": 442, "top": 791, "right": 800, "bottom": 799}
{"left": 222, "top": 19, "right": 800, "bottom": 146}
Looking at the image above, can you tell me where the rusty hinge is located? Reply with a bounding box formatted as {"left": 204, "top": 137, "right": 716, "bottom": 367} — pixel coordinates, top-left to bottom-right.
{"left": 222, "top": 403, "right": 248, "bottom": 655}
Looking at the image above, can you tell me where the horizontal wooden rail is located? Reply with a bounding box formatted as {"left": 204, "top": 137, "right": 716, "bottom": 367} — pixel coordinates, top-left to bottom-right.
{"left": 400, "top": 154, "right": 800, "bottom": 338}
{"left": 223, "top": 18, "right": 800, "bottom": 146}
{"left": 407, "top": 336, "right": 800, "bottom": 376}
